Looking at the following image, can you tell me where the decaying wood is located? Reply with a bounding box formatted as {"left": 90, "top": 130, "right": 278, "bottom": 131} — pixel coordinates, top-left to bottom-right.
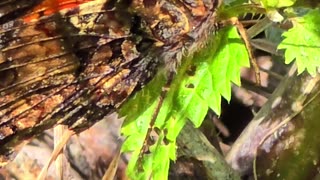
{"left": 0, "top": 0, "right": 221, "bottom": 166}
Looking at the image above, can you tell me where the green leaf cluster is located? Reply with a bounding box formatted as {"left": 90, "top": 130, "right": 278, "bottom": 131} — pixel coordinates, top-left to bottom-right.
{"left": 258, "top": 0, "right": 296, "bottom": 8}
{"left": 278, "top": 9, "right": 320, "bottom": 75}
{"left": 120, "top": 26, "right": 249, "bottom": 179}
{"left": 119, "top": 1, "right": 320, "bottom": 179}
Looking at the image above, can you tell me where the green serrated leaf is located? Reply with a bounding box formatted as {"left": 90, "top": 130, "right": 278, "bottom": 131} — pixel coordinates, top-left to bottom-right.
{"left": 210, "top": 26, "right": 249, "bottom": 102}
{"left": 120, "top": 23, "right": 249, "bottom": 180}
{"left": 164, "top": 115, "right": 187, "bottom": 141}
{"left": 149, "top": 135, "right": 172, "bottom": 179}
{"left": 278, "top": 9, "right": 320, "bottom": 75}
{"left": 185, "top": 94, "right": 208, "bottom": 127}
{"left": 121, "top": 133, "right": 145, "bottom": 152}
{"left": 208, "top": 91, "right": 222, "bottom": 115}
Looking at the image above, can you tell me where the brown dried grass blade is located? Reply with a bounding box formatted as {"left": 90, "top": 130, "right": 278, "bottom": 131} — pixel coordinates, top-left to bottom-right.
{"left": 102, "top": 148, "right": 121, "bottom": 180}
{"left": 54, "top": 125, "right": 67, "bottom": 180}
{"left": 37, "top": 128, "right": 75, "bottom": 180}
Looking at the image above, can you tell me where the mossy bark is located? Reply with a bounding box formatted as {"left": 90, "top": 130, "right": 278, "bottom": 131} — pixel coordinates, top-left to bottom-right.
{"left": 226, "top": 65, "right": 320, "bottom": 179}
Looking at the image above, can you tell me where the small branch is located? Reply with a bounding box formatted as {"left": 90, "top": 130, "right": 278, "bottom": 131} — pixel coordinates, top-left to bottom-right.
{"left": 226, "top": 64, "right": 320, "bottom": 179}
{"left": 176, "top": 121, "right": 241, "bottom": 180}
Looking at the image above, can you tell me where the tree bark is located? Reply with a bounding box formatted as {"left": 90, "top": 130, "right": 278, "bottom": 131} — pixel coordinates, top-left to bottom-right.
{"left": 226, "top": 64, "right": 320, "bottom": 179}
